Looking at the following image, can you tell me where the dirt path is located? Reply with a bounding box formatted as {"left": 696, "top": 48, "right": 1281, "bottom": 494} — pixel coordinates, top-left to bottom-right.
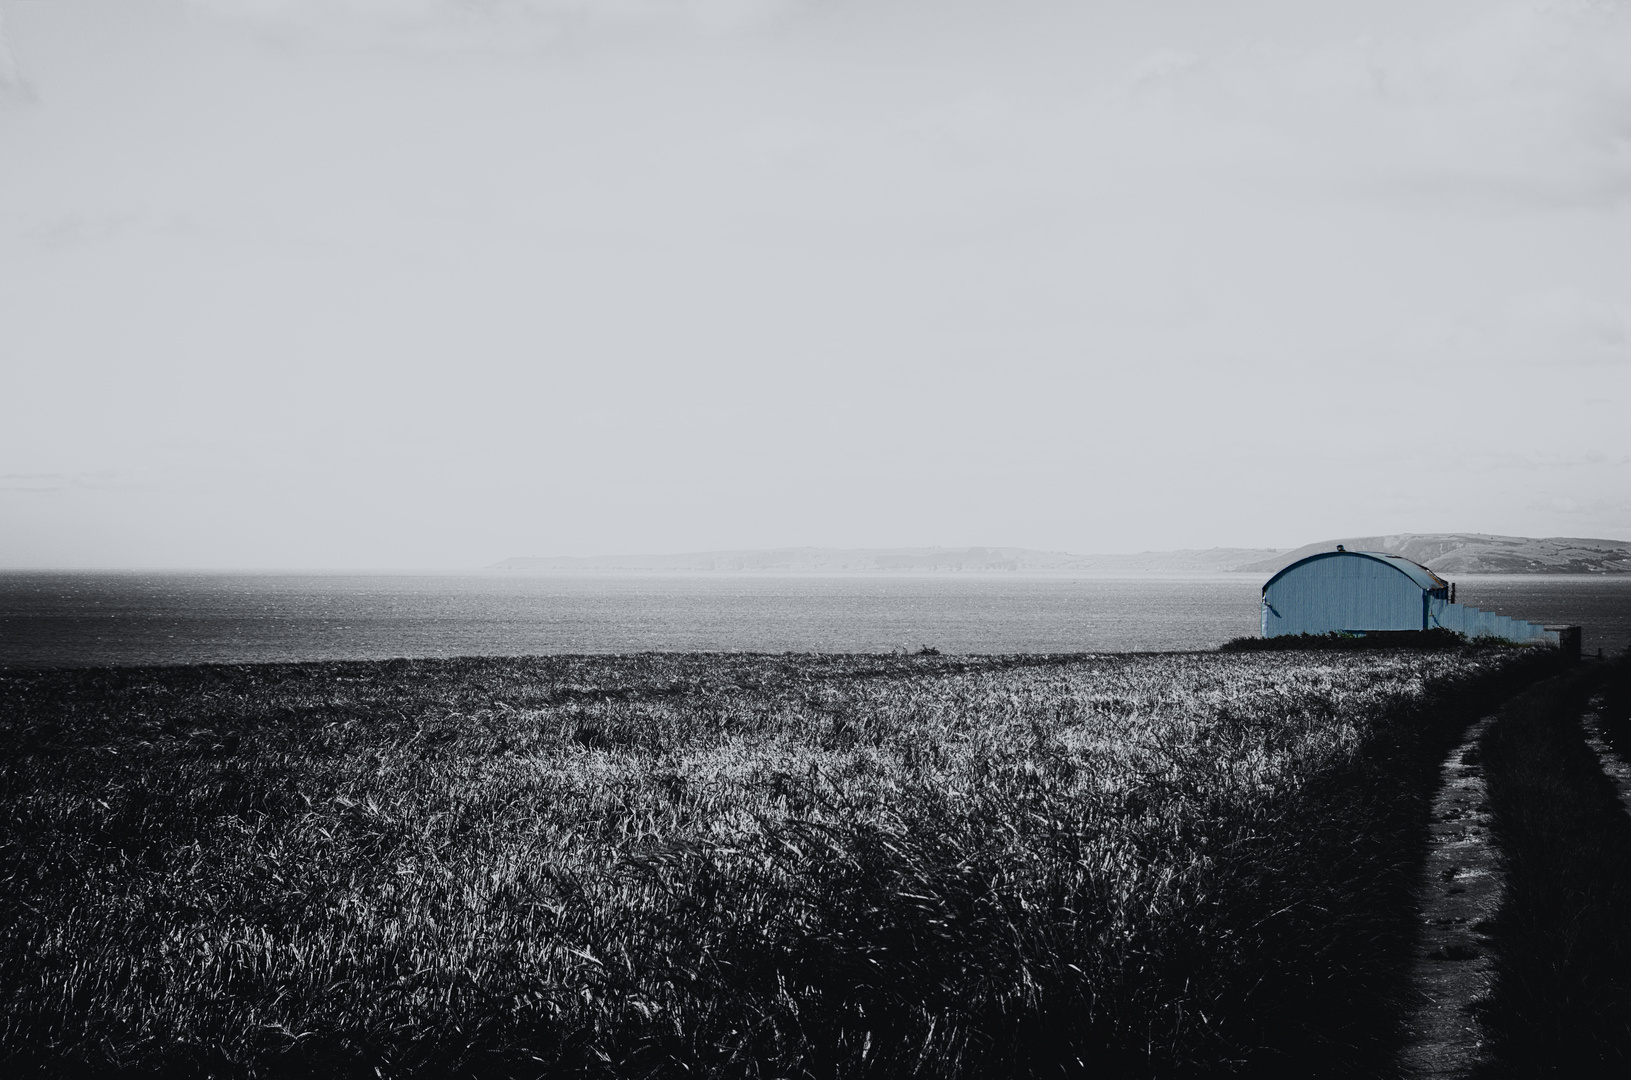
{"left": 1579, "top": 694, "right": 1631, "bottom": 817}
{"left": 1398, "top": 714, "right": 1505, "bottom": 1079}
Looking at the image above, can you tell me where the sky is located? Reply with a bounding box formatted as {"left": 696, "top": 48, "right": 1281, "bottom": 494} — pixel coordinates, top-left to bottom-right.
{"left": 1, "top": 0, "right": 1628, "bottom": 569}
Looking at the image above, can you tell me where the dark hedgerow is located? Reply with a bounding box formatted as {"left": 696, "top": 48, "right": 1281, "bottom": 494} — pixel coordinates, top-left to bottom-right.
{"left": 1472, "top": 659, "right": 1631, "bottom": 1078}
{"left": 0, "top": 649, "right": 1557, "bottom": 1078}
{"left": 1220, "top": 629, "right": 1476, "bottom": 652}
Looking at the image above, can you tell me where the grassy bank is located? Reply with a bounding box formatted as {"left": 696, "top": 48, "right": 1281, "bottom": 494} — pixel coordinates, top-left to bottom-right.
{"left": 0, "top": 648, "right": 1549, "bottom": 1078}
{"left": 1474, "top": 658, "right": 1631, "bottom": 1077}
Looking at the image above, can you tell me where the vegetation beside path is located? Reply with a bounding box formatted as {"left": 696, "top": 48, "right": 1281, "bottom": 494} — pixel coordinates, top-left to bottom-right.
{"left": 1472, "top": 656, "right": 1631, "bottom": 1078}
{"left": 0, "top": 648, "right": 1553, "bottom": 1078}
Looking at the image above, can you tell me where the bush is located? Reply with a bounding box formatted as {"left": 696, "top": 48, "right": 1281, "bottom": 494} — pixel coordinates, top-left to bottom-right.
{"left": 1221, "top": 629, "right": 1473, "bottom": 652}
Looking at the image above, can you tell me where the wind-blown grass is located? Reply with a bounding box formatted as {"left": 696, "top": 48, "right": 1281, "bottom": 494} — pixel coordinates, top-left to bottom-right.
{"left": 0, "top": 649, "right": 1547, "bottom": 1077}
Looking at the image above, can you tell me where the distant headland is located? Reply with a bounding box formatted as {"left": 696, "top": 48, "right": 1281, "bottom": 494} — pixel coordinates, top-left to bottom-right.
{"left": 492, "top": 534, "right": 1631, "bottom": 575}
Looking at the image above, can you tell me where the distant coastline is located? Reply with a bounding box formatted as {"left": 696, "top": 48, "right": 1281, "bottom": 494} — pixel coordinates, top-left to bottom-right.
{"left": 493, "top": 534, "right": 1631, "bottom": 577}
{"left": 490, "top": 546, "right": 1279, "bottom": 575}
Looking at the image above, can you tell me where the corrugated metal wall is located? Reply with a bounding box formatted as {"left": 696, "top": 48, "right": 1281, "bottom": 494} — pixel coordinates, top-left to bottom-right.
{"left": 1261, "top": 550, "right": 1562, "bottom": 645}
{"left": 1262, "top": 555, "right": 1426, "bottom": 636}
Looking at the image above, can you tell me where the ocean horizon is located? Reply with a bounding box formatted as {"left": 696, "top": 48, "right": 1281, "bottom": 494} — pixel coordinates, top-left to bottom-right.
{"left": 4, "top": 570, "right": 1629, "bottom": 670}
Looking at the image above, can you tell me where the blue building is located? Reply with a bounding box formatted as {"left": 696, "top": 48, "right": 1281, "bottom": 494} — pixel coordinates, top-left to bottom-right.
{"left": 1261, "top": 546, "right": 1566, "bottom": 646}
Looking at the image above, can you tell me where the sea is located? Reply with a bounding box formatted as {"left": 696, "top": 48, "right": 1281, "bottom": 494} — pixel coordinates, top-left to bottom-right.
{"left": 2, "top": 571, "right": 1629, "bottom": 670}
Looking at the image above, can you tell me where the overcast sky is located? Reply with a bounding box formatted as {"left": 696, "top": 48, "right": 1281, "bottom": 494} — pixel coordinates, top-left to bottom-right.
{"left": 2, "top": 0, "right": 1628, "bottom": 569}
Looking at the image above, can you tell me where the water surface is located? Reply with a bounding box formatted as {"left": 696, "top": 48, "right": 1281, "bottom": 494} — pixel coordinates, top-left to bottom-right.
{"left": 2, "top": 572, "right": 1259, "bottom": 668}
{"left": 2, "top": 571, "right": 1627, "bottom": 669}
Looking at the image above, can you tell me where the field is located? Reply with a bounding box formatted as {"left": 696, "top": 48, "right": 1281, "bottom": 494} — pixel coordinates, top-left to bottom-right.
{"left": 0, "top": 648, "right": 1552, "bottom": 1078}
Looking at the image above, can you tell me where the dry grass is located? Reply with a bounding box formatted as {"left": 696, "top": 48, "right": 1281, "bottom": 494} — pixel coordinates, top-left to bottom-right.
{"left": 0, "top": 649, "right": 1547, "bottom": 1078}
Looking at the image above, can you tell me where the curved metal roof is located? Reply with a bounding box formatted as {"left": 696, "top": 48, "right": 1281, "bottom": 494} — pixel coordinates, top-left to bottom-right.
{"left": 1262, "top": 550, "right": 1448, "bottom": 594}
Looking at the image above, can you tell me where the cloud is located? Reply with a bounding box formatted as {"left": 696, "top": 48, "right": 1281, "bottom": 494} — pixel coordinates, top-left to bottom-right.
{"left": 0, "top": 5, "right": 31, "bottom": 100}
{"left": 0, "top": 469, "right": 137, "bottom": 495}
{"left": 182, "top": 0, "right": 805, "bottom": 53}
{"left": 0, "top": 473, "right": 67, "bottom": 494}
{"left": 1189, "top": 4, "right": 1628, "bottom": 211}
{"left": 1510, "top": 286, "right": 1631, "bottom": 361}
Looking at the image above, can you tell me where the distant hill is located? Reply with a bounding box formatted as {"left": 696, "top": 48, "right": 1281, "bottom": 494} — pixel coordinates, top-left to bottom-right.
{"left": 1231, "top": 534, "right": 1631, "bottom": 576}
{"left": 494, "top": 535, "right": 1631, "bottom": 575}
{"left": 491, "top": 545, "right": 1284, "bottom": 574}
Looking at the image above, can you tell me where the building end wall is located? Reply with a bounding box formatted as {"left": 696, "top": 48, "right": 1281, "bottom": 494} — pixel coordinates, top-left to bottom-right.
{"left": 1547, "top": 625, "right": 1582, "bottom": 659}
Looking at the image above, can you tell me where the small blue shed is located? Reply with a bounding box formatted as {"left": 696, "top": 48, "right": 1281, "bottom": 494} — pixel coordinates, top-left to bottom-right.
{"left": 1261, "top": 546, "right": 1567, "bottom": 646}
{"left": 1261, "top": 548, "right": 1447, "bottom": 637}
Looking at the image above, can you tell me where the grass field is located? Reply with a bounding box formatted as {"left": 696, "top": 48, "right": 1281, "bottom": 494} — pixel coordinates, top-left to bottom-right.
{"left": 0, "top": 648, "right": 1552, "bottom": 1078}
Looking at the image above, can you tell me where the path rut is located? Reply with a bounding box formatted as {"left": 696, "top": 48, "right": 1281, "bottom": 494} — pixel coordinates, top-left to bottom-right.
{"left": 1398, "top": 714, "right": 1504, "bottom": 1079}
{"left": 1580, "top": 694, "right": 1631, "bottom": 818}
